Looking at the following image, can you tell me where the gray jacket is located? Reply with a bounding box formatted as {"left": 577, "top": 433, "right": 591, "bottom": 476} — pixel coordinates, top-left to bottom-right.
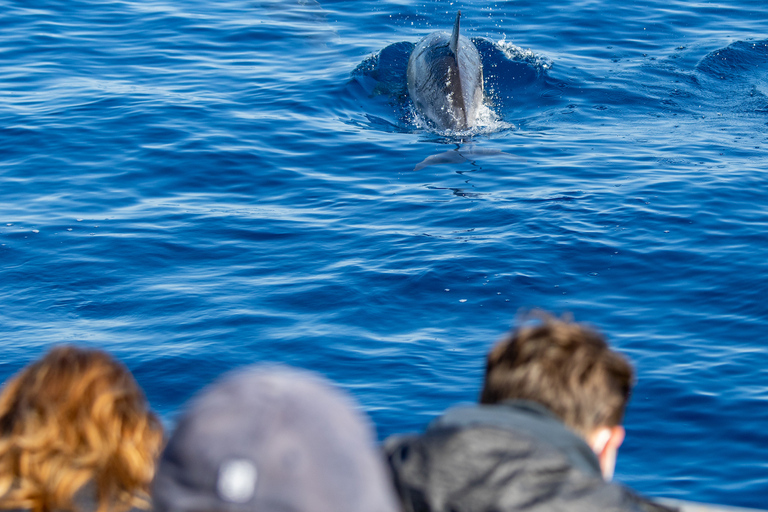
{"left": 384, "top": 401, "right": 675, "bottom": 512}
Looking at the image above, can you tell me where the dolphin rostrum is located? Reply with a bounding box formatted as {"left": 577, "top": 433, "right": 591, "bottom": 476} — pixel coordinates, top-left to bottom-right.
{"left": 407, "top": 11, "right": 484, "bottom": 131}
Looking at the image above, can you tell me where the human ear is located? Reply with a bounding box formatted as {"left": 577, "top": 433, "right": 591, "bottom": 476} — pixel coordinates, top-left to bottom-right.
{"left": 589, "top": 425, "right": 625, "bottom": 481}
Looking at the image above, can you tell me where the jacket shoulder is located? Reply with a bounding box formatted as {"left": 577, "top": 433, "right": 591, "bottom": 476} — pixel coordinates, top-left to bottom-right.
{"left": 383, "top": 407, "right": 677, "bottom": 512}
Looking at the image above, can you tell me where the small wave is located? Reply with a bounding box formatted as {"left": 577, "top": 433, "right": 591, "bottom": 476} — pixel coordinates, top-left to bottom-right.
{"left": 494, "top": 36, "right": 553, "bottom": 73}
{"left": 692, "top": 39, "right": 768, "bottom": 113}
{"left": 697, "top": 39, "right": 768, "bottom": 78}
{"left": 408, "top": 103, "right": 515, "bottom": 137}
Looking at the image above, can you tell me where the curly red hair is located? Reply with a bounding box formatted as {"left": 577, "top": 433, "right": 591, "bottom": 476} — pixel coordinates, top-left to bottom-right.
{"left": 0, "top": 346, "right": 163, "bottom": 512}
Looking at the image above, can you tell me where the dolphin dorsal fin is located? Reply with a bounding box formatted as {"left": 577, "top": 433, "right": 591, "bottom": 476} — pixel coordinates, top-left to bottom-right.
{"left": 449, "top": 10, "right": 461, "bottom": 55}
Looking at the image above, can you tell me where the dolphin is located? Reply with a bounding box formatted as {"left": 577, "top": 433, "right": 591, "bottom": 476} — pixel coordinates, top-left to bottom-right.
{"left": 414, "top": 145, "right": 526, "bottom": 171}
{"left": 407, "top": 11, "right": 484, "bottom": 131}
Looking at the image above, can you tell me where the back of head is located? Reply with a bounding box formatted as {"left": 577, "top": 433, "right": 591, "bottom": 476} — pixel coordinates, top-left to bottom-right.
{"left": 0, "top": 345, "right": 164, "bottom": 512}
{"left": 480, "top": 313, "right": 633, "bottom": 437}
{"left": 152, "top": 365, "right": 399, "bottom": 512}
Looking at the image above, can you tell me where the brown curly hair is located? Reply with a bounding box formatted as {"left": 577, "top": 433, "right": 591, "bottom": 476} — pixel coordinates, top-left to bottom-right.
{"left": 0, "top": 346, "right": 164, "bottom": 512}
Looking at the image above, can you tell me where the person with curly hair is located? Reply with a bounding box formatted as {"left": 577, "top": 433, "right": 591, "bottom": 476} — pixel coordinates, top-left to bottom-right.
{"left": 0, "top": 346, "right": 164, "bottom": 512}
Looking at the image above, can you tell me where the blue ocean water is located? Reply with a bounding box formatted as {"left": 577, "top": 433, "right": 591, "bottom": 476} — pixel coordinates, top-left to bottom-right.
{"left": 1, "top": 0, "right": 767, "bottom": 506}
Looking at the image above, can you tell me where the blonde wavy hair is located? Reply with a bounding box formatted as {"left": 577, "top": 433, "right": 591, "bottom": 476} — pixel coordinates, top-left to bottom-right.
{"left": 0, "top": 346, "right": 164, "bottom": 512}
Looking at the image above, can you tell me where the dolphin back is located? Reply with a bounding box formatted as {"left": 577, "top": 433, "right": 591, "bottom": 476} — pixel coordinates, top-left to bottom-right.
{"left": 407, "top": 11, "right": 484, "bottom": 130}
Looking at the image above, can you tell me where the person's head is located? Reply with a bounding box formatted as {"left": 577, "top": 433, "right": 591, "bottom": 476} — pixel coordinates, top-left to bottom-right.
{"left": 0, "top": 346, "right": 164, "bottom": 512}
{"left": 480, "top": 312, "right": 633, "bottom": 480}
{"left": 152, "top": 365, "right": 399, "bottom": 512}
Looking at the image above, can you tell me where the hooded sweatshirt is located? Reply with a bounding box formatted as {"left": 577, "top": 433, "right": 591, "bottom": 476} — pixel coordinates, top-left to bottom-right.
{"left": 384, "top": 401, "right": 676, "bottom": 512}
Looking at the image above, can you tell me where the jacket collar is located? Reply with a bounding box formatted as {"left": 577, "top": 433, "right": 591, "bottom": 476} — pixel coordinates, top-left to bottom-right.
{"left": 430, "top": 399, "right": 603, "bottom": 477}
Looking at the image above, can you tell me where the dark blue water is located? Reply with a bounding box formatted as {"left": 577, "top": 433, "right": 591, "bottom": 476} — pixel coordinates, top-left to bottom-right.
{"left": 2, "top": 0, "right": 767, "bottom": 506}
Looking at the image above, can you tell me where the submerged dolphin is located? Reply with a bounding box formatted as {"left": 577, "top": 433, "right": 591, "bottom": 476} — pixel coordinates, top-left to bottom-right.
{"left": 413, "top": 145, "right": 526, "bottom": 171}
{"left": 407, "top": 11, "right": 484, "bottom": 131}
